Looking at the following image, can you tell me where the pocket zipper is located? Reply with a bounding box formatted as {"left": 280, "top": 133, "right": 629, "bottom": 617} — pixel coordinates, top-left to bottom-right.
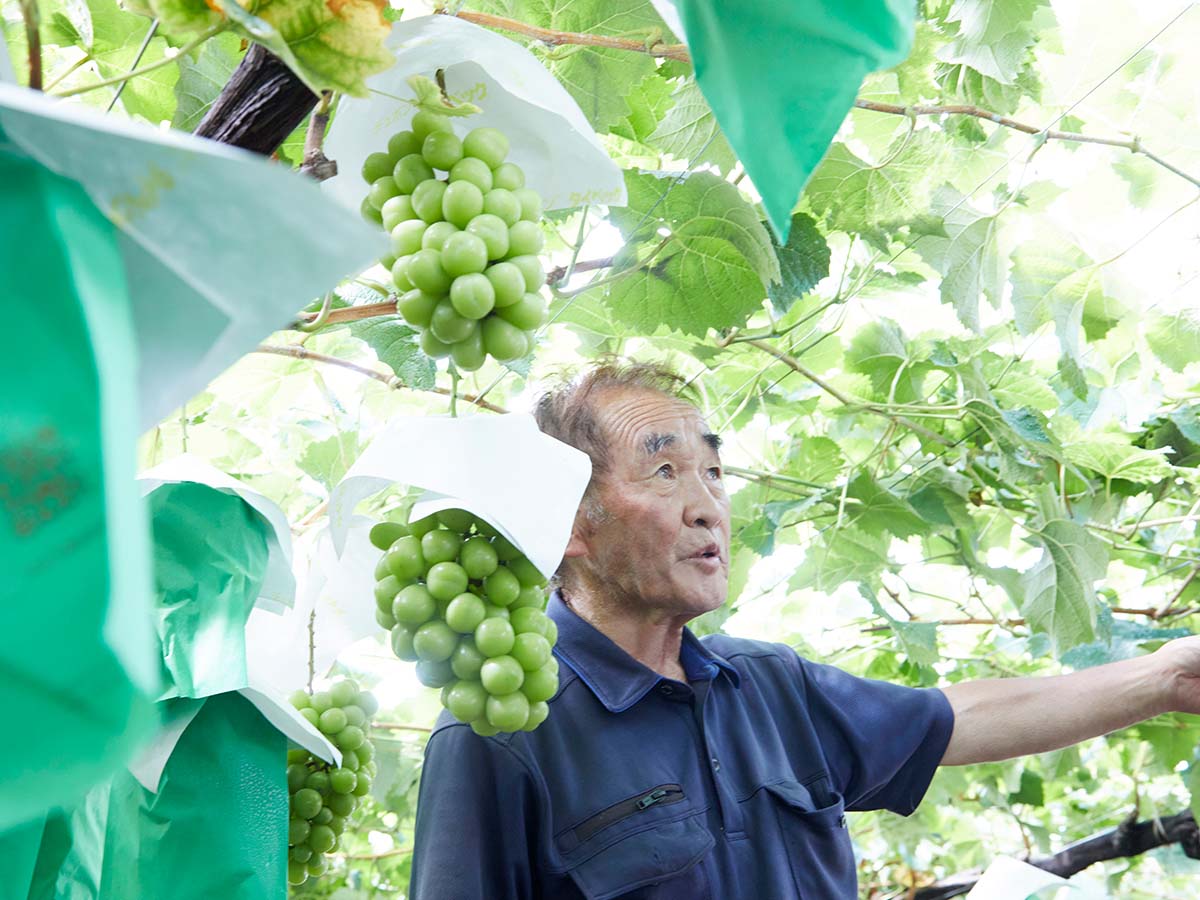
{"left": 573, "top": 784, "right": 685, "bottom": 843}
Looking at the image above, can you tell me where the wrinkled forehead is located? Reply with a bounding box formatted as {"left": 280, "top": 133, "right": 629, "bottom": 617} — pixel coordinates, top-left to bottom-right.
{"left": 594, "top": 388, "right": 720, "bottom": 461}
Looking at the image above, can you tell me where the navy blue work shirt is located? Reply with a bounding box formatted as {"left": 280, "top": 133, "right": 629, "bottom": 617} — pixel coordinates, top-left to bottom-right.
{"left": 410, "top": 593, "right": 954, "bottom": 899}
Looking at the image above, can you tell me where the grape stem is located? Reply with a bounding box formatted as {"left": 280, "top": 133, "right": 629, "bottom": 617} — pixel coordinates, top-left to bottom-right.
{"left": 254, "top": 344, "right": 509, "bottom": 413}
{"left": 438, "top": 8, "right": 691, "bottom": 61}
{"left": 18, "top": 0, "right": 42, "bottom": 90}
{"left": 52, "top": 24, "right": 226, "bottom": 99}
{"left": 299, "top": 92, "right": 337, "bottom": 182}
{"left": 307, "top": 608, "right": 316, "bottom": 693}
{"left": 448, "top": 364, "right": 460, "bottom": 418}
{"left": 852, "top": 99, "right": 1200, "bottom": 190}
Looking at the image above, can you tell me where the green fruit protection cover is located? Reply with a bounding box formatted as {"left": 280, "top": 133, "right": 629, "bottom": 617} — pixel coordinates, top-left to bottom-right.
{"left": 7, "top": 694, "right": 288, "bottom": 900}
{"left": 678, "top": 0, "right": 915, "bottom": 241}
{"left": 148, "top": 482, "right": 270, "bottom": 700}
{"left": 0, "top": 145, "right": 157, "bottom": 833}
{"left": 102, "top": 693, "right": 289, "bottom": 899}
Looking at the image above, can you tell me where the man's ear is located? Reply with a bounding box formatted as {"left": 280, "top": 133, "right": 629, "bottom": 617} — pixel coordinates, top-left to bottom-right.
{"left": 563, "top": 513, "right": 590, "bottom": 560}
{"left": 562, "top": 501, "right": 595, "bottom": 561}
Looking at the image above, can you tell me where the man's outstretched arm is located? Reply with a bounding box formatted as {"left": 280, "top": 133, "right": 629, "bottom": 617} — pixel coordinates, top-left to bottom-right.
{"left": 939, "top": 635, "right": 1200, "bottom": 766}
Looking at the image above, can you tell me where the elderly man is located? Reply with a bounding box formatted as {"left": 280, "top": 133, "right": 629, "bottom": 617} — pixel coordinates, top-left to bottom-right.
{"left": 409, "top": 363, "right": 1200, "bottom": 898}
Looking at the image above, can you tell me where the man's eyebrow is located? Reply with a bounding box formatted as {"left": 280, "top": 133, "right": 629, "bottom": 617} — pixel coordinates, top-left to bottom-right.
{"left": 643, "top": 433, "right": 676, "bottom": 456}
{"left": 702, "top": 432, "right": 723, "bottom": 451}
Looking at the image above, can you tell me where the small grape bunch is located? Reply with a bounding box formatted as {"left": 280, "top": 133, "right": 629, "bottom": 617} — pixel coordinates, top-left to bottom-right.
{"left": 360, "top": 107, "right": 549, "bottom": 370}
{"left": 369, "top": 510, "right": 559, "bottom": 736}
{"left": 285, "top": 679, "right": 379, "bottom": 886}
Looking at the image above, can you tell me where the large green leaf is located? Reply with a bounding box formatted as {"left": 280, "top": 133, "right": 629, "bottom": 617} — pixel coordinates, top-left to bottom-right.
{"left": 805, "top": 132, "right": 946, "bottom": 238}
{"left": 844, "top": 473, "right": 929, "bottom": 538}
{"left": 467, "top": 0, "right": 669, "bottom": 132}
{"left": 1021, "top": 516, "right": 1108, "bottom": 652}
{"left": 936, "top": 0, "right": 1049, "bottom": 85}
{"left": 1146, "top": 310, "right": 1200, "bottom": 373}
{"left": 347, "top": 318, "right": 436, "bottom": 391}
{"left": 792, "top": 527, "right": 890, "bottom": 593}
{"left": 1065, "top": 435, "right": 1174, "bottom": 486}
{"left": 914, "top": 185, "right": 1005, "bottom": 332}
{"left": 647, "top": 78, "right": 737, "bottom": 173}
{"left": 767, "top": 214, "right": 831, "bottom": 316}
{"left": 171, "top": 32, "right": 241, "bottom": 132}
{"left": 609, "top": 71, "right": 674, "bottom": 146}
{"left": 597, "top": 169, "right": 778, "bottom": 337}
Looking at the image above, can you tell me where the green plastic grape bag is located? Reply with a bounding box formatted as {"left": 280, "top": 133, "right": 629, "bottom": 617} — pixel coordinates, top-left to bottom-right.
{"left": 98, "top": 693, "right": 289, "bottom": 899}
{"left": 675, "top": 0, "right": 915, "bottom": 240}
{"left": 0, "top": 139, "right": 157, "bottom": 833}
{"left": 147, "top": 482, "right": 271, "bottom": 700}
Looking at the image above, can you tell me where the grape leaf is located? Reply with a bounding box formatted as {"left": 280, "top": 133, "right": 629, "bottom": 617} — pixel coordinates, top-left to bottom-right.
{"left": 844, "top": 473, "right": 929, "bottom": 538}
{"left": 767, "top": 214, "right": 831, "bottom": 316}
{"left": 914, "top": 185, "right": 1005, "bottom": 332}
{"left": 610, "top": 72, "right": 673, "bottom": 146}
{"left": 1021, "top": 517, "right": 1108, "bottom": 653}
{"left": 466, "top": 0, "right": 668, "bottom": 132}
{"left": 598, "top": 170, "right": 778, "bottom": 337}
{"left": 647, "top": 78, "right": 738, "bottom": 174}
{"left": 1146, "top": 310, "right": 1200, "bottom": 373}
{"left": 936, "top": 0, "right": 1049, "bottom": 85}
{"left": 792, "top": 527, "right": 890, "bottom": 593}
{"left": 298, "top": 432, "right": 361, "bottom": 489}
{"left": 171, "top": 32, "right": 241, "bottom": 132}
{"left": 1065, "top": 435, "right": 1173, "bottom": 485}
{"left": 805, "top": 133, "right": 946, "bottom": 239}
{"left": 347, "top": 318, "right": 435, "bottom": 390}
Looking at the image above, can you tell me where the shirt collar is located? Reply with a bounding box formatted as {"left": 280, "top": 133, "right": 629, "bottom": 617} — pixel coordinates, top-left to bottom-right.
{"left": 547, "top": 591, "right": 741, "bottom": 713}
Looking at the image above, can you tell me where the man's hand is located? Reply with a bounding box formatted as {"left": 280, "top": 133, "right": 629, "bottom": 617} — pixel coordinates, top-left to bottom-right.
{"left": 1149, "top": 635, "right": 1200, "bottom": 715}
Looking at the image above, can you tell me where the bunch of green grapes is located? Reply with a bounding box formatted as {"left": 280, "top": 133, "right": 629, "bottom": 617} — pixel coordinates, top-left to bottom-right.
{"left": 285, "top": 679, "right": 379, "bottom": 886}
{"left": 360, "top": 109, "right": 549, "bottom": 369}
{"left": 370, "top": 509, "right": 559, "bottom": 736}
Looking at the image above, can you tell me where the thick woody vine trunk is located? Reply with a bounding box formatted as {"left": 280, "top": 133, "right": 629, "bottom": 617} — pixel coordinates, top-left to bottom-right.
{"left": 913, "top": 809, "right": 1200, "bottom": 900}
{"left": 193, "top": 44, "right": 318, "bottom": 155}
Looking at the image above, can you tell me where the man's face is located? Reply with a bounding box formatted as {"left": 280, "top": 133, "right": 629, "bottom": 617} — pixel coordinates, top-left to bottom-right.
{"left": 567, "top": 388, "right": 731, "bottom": 618}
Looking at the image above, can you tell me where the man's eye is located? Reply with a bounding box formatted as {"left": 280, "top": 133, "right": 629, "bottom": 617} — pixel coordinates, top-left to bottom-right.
{"left": 656, "top": 464, "right": 674, "bottom": 478}
{"left": 708, "top": 467, "right": 722, "bottom": 480}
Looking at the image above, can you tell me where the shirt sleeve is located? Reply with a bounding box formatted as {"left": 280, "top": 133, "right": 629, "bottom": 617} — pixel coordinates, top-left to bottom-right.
{"left": 794, "top": 655, "right": 954, "bottom": 815}
{"left": 409, "top": 721, "right": 541, "bottom": 900}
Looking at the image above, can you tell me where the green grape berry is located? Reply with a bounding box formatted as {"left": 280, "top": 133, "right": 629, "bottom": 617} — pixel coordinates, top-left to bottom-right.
{"left": 423, "top": 131, "right": 464, "bottom": 170}
{"left": 491, "top": 162, "right": 525, "bottom": 192}
{"left": 485, "top": 566, "right": 522, "bottom": 606}
{"left": 508, "top": 220, "right": 544, "bottom": 256}
{"left": 474, "top": 616, "right": 516, "bottom": 656}
{"left": 482, "top": 188, "right": 521, "bottom": 226}
{"left": 362, "top": 151, "right": 394, "bottom": 183}
{"left": 412, "top": 110, "right": 455, "bottom": 141}
{"left": 422, "top": 221, "right": 459, "bottom": 252}
{"left": 397, "top": 289, "right": 439, "bottom": 329}
{"left": 450, "top": 273, "right": 496, "bottom": 319}
{"left": 421, "top": 528, "right": 463, "bottom": 565}
{"left": 507, "top": 255, "right": 546, "bottom": 292}
{"left": 445, "top": 680, "right": 488, "bottom": 723}
{"left": 393, "top": 584, "right": 436, "bottom": 626}
{"left": 445, "top": 592, "right": 487, "bottom": 633}
{"left": 481, "top": 316, "right": 529, "bottom": 362}
{"left": 387, "top": 130, "right": 421, "bottom": 159}
{"left": 407, "top": 248, "right": 454, "bottom": 294}
{"left": 430, "top": 300, "right": 478, "bottom": 345}
{"left": 463, "top": 127, "right": 509, "bottom": 167}
{"left": 523, "top": 700, "right": 550, "bottom": 731}
{"left": 466, "top": 213, "right": 510, "bottom": 260}
{"left": 512, "top": 632, "right": 552, "bottom": 671}
{"left": 443, "top": 180, "right": 485, "bottom": 229}
{"left": 481, "top": 655, "right": 525, "bottom": 695}
{"left": 318, "top": 707, "right": 348, "bottom": 734}
{"left": 385, "top": 535, "right": 425, "bottom": 580}
{"left": 368, "top": 176, "right": 401, "bottom": 209}
{"left": 394, "top": 154, "right": 435, "bottom": 193}
{"left": 381, "top": 195, "right": 417, "bottom": 230}
{"left": 460, "top": 536, "right": 499, "bottom": 579}
{"left": 413, "top": 620, "right": 459, "bottom": 662}
{"left": 484, "top": 262, "right": 527, "bottom": 308}
{"left": 411, "top": 179, "right": 448, "bottom": 224}
{"left": 421, "top": 330, "right": 453, "bottom": 359}
{"left": 486, "top": 691, "right": 530, "bottom": 731}
{"left": 390, "top": 219, "right": 427, "bottom": 257}
{"left": 441, "top": 232, "right": 489, "bottom": 277}
{"left": 495, "top": 292, "right": 547, "bottom": 331}
{"left": 292, "top": 788, "right": 322, "bottom": 820}
{"left": 451, "top": 637, "right": 487, "bottom": 680}
{"left": 513, "top": 187, "right": 543, "bottom": 222}
{"left": 521, "top": 663, "right": 559, "bottom": 703}
{"left": 450, "top": 330, "right": 487, "bottom": 372}
{"left": 449, "top": 157, "right": 494, "bottom": 192}
{"left": 416, "top": 658, "right": 456, "bottom": 688}
{"left": 369, "top": 521, "right": 409, "bottom": 552}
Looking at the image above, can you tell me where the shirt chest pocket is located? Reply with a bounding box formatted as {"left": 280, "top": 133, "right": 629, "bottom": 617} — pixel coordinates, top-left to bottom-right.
{"left": 763, "top": 779, "right": 857, "bottom": 898}
{"left": 554, "top": 785, "right": 714, "bottom": 900}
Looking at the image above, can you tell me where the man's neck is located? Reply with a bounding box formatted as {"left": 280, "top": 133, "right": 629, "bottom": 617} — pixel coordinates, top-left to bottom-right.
{"left": 561, "top": 586, "right": 691, "bottom": 682}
